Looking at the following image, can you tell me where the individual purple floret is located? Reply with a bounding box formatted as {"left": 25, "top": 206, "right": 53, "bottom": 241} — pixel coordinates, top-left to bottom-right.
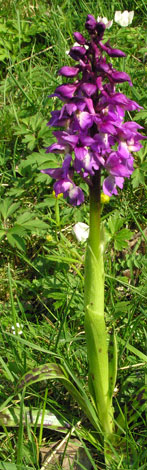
{"left": 41, "top": 14, "right": 145, "bottom": 204}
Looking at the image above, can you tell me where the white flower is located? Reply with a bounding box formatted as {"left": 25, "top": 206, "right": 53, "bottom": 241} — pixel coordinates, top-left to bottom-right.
{"left": 73, "top": 222, "right": 89, "bottom": 242}
{"left": 114, "top": 10, "right": 134, "bottom": 27}
{"left": 11, "top": 322, "right": 23, "bottom": 335}
{"left": 97, "top": 16, "right": 113, "bottom": 29}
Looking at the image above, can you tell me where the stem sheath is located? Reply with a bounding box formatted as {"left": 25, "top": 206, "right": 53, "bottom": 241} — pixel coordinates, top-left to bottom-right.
{"left": 84, "top": 171, "right": 113, "bottom": 436}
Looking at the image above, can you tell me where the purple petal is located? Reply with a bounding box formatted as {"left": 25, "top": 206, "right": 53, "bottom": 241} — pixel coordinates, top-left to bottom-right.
{"left": 66, "top": 103, "right": 77, "bottom": 115}
{"left": 85, "top": 15, "right": 97, "bottom": 31}
{"left": 108, "top": 93, "right": 142, "bottom": 111}
{"left": 95, "top": 119, "right": 117, "bottom": 134}
{"left": 118, "top": 142, "right": 130, "bottom": 159}
{"left": 103, "top": 175, "right": 125, "bottom": 196}
{"left": 111, "top": 71, "right": 132, "bottom": 85}
{"left": 100, "top": 40, "right": 126, "bottom": 57}
{"left": 69, "top": 185, "right": 84, "bottom": 205}
{"left": 48, "top": 110, "right": 69, "bottom": 127}
{"left": 73, "top": 32, "right": 86, "bottom": 44}
{"left": 62, "top": 154, "right": 72, "bottom": 171}
{"left": 80, "top": 135, "right": 95, "bottom": 146}
{"left": 46, "top": 142, "right": 65, "bottom": 153}
{"left": 77, "top": 111, "right": 93, "bottom": 129}
{"left": 123, "top": 121, "right": 144, "bottom": 131}
{"left": 84, "top": 97, "right": 95, "bottom": 113}
{"left": 58, "top": 66, "right": 79, "bottom": 77}
{"left": 53, "top": 131, "right": 79, "bottom": 146}
{"left": 41, "top": 168, "right": 63, "bottom": 178}
{"left": 106, "top": 152, "right": 134, "bottom": 177}
{"left": 69, "top": 46, "right": 87, "bottom": 60}
{"left": 103, "top": 175, "right": 116, "bottom": 195}
{"left": 54, "top": 179, "right": 72, "bottom": 195}
{"left": 115, "top": 177, "right": 124, "bottom": 189}
{"left": 81, "top": 82, "right": 97, "bottom": 96}
{"left": 54, "top": 84, "right": 77, "bottom": 99}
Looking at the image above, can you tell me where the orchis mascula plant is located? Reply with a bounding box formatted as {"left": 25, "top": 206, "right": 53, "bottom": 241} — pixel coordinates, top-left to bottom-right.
{"left": 41, "top": 9, "right": 144, "bottom": 428}
{"left": 19, "top": 14, "right": 145, "bottom": 465}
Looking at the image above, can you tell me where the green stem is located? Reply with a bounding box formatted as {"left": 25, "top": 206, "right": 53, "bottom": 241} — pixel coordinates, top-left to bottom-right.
{"left": 55, "top": 198, "right": 60, "bottom": 227}
{"left": 84, "top": 171, "right": 114, "bottom": 436}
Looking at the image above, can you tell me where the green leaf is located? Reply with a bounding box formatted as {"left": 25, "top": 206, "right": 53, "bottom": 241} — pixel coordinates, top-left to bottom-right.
{"left": 8, "top": 225, "right": 27, "bottom": 237}
{"left": 131, "top": 168, "right": 145, "bottom": 188}
{"left": 21, "top": 219, "right": 49, "bottom": 230}
{"left": 15, "top": 212, "right": 33, "bottom": 224}
{"left": 0, "top": 199, "right": 11, "bottom": 220}
{"left": 118, "top": 337, "right": 147, "bottom": 362}
{"left": 108, "top": 331, "right": 117, "bottom": 401}
{"left": 6, "top": 202, "right": 21, "bottom": 218}
{"left": 36, "top": 197, "right": 55, "bottom": 208}
{"left": 0, "top": 406, "right": 70, "bottom": 429}
{"left": 114, "top": 228, "right": 133, "bottom": 250}
{"left": 0, "top": 230, "right": 5, "bottom": 240}
{"left": 18, "top": 362, "right": 101, "bottom": 434}
{"left": 7, "top": 233, "right": 26, "bottom": 252}
{"left": 133, "top": 109, "right": 147, "bottom": 122}
{"left": 34, "top": 173, "right": 51, "bottom": 184}
{"left": 107, "top": 212, "right": 124, "bottom": 235}
{"left": 0, "top": 463, "right": 33, "bottom": 470}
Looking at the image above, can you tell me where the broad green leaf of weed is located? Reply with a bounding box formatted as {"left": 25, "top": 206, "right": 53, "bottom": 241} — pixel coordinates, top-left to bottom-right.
{"left": 105, "top": 212, "right": 133, "bottom": 250}
{"left": 0, "top": 199, "right": 18, "bottom": 221}
{"left": 7, "top": 232, "right": 26, "bottom": 252}
{"left": 107, "top": 212, "right": 124, "bottom": 235}
{"left": 114, "top": 228, "right": 133, "bottom": 250}
{"left": 133, "top": 109, "right": 147, "bottom": 123}
{"left": 131, "top": 168, "right": 146, "bottom": 189}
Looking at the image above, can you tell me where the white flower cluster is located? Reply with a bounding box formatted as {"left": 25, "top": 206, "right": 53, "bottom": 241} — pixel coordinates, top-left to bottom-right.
{"left": 11, "top": 322, "right": 23, "bottom": 335}
{"left": 97, "top": 10, "right": 134, "bottom": 28}
{"left": 73, "top": 222, "right": 89, "bottom": 242}
{"left": 114, "top": 10, "right": 134, "bottom": 27}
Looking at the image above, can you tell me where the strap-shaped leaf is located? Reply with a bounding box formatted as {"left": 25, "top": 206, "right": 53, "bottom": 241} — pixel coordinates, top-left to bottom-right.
{"left": 18, "top": 362, "right": 101, "bottom": 434}
{"left": 108, "top": 330, "right": 117, "bottom": 401}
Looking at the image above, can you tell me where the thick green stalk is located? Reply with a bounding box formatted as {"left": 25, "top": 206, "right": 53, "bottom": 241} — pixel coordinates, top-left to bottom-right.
{"left": 84, "top": 171, "right": 113, "bottom": 436}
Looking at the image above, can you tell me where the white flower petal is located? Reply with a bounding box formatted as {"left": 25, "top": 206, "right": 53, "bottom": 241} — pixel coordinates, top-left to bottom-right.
{"left": 114, "top": 11, "right": 122, "bottom": 22}
{"left": 97, "top": 16, "right": 108, "bottom": 24}
{"left": 73, "top": 222, "right": 89, "bottom": 242}
{"left": 114, "top": 10, "right": 134, "bottom": 27}
{"left": 97, "top": 16, "right": 113, "bottom": 28}
{"left": 106, "top": 20, "right": 113, "bottom": 29}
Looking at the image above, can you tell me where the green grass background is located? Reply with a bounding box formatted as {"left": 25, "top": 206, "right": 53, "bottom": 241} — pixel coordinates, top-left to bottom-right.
{"left": 0, "top": 0, "right": 146, "bottom": 468}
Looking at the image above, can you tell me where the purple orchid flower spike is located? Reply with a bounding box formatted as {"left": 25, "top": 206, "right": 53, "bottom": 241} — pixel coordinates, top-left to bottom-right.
{"left": 42, "top": 14, "right": 145, "bottom": 205}
{"left": 40, "top": 14, "right": 146, "bottom": 462}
